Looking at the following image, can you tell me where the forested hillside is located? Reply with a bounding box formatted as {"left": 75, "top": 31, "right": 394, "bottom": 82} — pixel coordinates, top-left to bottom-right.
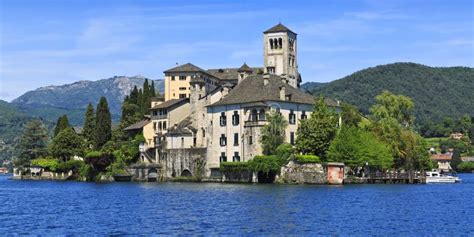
{"left": 310, "top": 63, "right": 474, "bottom": 127}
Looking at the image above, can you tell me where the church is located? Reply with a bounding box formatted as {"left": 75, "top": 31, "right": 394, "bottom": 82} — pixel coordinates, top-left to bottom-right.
{"left": 125, "top": 23, "right": 339, "bottom": 179}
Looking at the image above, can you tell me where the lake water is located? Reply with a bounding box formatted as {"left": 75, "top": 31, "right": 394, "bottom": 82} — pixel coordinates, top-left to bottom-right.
{"left": 1, "top": 174, "right": 473, "bottom": 235}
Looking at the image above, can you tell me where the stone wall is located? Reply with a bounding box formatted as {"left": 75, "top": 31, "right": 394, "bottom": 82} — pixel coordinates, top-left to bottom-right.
{"left": 277, "top": 161, "right": 326, "bottom": 184}
{"left": 160, "top": 148, "right": 207, "bottom": 179}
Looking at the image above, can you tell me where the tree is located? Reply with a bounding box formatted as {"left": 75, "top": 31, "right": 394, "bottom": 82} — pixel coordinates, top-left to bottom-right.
{"left": 129, "top": 86, "right": 139, "bottom": 105}
{"left": 341, "top": 103, "right": 362, "bottom": 127}
{"left": 14, "top": 120, "right": 49, "bottom": 166}
{"left": 261, "top": 111, "right": 288, "bottom": 155}
{"left": 49, "top": 127, "right": 84, "bottom": 162}
{"left": 82, "top": 103, "right": 95, "bottom": 148}
{"left": 398, "top": 130, "right": 433, "bottom": 171}
{"left": 295, "top": 97, "right": 338, "bottom": 159}
{"left": 150, "top": 80, "right": 156, "bottom": 97}
{"left": 370, "top": 90, "right": 414, "bottom": 128}
{"left": 327, "top": 126, "right": 393, "bottom": 170}
{"left": 53, "top": 114, "right": 70, "bottom": 137}
{"left": 94, "top": 97, "right": 112, "bottom": 149}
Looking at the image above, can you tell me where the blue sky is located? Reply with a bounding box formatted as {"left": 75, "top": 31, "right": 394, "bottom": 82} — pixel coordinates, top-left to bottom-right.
{"left": 0, "top": 0, "right": 473, "bottom": 101}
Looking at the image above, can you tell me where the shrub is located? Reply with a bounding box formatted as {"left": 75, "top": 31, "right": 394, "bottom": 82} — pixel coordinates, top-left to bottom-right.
{"left": 248, "top": 155, "right": 287, "bottom": 174}
{"left": 275, "top": 143, "right": 294, "bottom": 160}
{"left": 457, "top": 162, "right": 474, "bottom": 172}
{"left": 293, "top": 155, "right": 321, "bottom": 164}
{"left": 220, "top": 162, "right": 250, "bottom": 173}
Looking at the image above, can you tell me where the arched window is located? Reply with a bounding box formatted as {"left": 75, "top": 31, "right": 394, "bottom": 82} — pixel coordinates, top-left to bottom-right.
{"left": 279, "top": 38, "right": 283, "bottom": 49}
{"left": 258, "top": 109, "right": 266, "bottom": 121}
{"left": 251, "top": 109, "right": 258, "bottom": 121}
{"left": 269, "top": 38, "right": 274, "bottom": 49}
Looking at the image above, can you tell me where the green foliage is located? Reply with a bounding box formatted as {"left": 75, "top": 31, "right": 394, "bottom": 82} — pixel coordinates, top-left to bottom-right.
{"left": 53, "top": 115, "right": 71, "bottom": 137}
{"left": 399, "top": 130, "right": 433, "bottom": 171}
{"left": 327, "top": 126, "right": 393, "bottom": 169}
{"left": 94, "top": 97, "right": 112, "bottom": 149}
{"left": 293, "top": 155, "right": 321, "bottom": 164}
{"left": 49, "top": 127, "right": 84, "bottom": 162}
{"left": 248, "top": 155, "right": 287, "bottom": 174}
{"left": 82, "top": 103, "right": 95, "bottom": 148}
{"left": 219, "top": 162, "right": 250, "bottom": 173}
{"left": 260, "top": 111, "right": 288, "bottom": 155}
{"left": 295, "top": 97, "right": 338, "bottom": 159}
{"left": 275, "top": 143, "right": 294, "bottom": 160}
{"left": 56, "top": 160, "right": 84, "bottom": 173}
{"left": 370, "top": 91, "right": 414, "bottom": 128}
{"left": 341, "top": 104, "right": 362, "bottom": 127}
{"left": 311, "top": 63, "right": 474, "bottom": 131}
{"left": 84, "top": 151, "right": 112, "bottom": 172}
{"left": 31, "top": 157, "right": 59, "bottom": 171}
{"left": 456, "top": 162, "right": 474, "bottom": 173}
{"left": 14, "top": 120, "right": 49, "bottom": 166}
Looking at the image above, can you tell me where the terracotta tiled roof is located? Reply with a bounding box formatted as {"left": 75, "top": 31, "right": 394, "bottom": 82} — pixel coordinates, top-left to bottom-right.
{"left": 431, "top": 153, "right": 453, "bottom": 161}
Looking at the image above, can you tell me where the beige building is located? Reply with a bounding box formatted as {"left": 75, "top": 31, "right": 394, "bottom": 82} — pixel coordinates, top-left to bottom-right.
{"left": 128, "top": 23, "right": 340, "bottom": 179}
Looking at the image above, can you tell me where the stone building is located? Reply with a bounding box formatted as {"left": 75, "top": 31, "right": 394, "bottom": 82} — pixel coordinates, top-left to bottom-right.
{"left": 129, "top": 23, "right": 340, "bottom": 180}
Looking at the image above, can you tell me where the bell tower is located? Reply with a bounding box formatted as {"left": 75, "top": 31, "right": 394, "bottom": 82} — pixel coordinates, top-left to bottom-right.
{"left": 263, "top": 23, "right": 300, "bottom": 88}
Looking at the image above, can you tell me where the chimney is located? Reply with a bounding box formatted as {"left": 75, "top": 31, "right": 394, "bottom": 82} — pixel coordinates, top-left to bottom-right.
{"left": 263, "top": 73, "right": 270, "bottom": 86}
{"left": 221, "top": 83, "right": 232, "bottom": 97}
{"left": 280, "top": 86, "right": 286, "bottom": 101}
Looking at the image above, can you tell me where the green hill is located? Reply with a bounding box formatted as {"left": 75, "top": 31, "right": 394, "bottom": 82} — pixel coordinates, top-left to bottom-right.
{"left": 310, "top": 63, "right": 474, "bottom": 125}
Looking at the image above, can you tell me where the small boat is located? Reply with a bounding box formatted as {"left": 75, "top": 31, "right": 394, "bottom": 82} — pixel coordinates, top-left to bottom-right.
{"left": 425, "top": 171, "right": 461, "bottom": 183}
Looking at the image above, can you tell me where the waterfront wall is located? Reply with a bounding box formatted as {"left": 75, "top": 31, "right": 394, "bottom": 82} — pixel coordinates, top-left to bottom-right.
{"left": 277, "top": 161, "right": 345, "bottom": 184}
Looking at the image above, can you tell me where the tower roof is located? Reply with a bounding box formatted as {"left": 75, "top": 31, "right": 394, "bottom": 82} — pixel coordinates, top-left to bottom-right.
{"left": 237, "top": 63, "right": 253, "bottom": 72}
{"left": 264, "top": 23, "right": 296, "bottom": 35}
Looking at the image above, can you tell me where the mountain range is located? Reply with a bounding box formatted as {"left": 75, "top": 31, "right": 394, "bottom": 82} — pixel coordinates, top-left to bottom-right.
{"left": 11, "top": 76, "right": 164, "bottom": 125}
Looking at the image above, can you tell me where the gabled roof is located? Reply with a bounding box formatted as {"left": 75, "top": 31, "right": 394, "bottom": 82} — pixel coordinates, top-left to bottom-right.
{"left": 238, "top": 63, "right": 253, "bottom": 72}
{"left": 124, "top": 119, "right": 150, "bottom": 131}
{"left": 208, "top": 74, "right": 336, "bottom": 107}
{"left": 164, "top": 63, "right": 205, "bottom": 73}
{"left": 151, "top": 98, "right": 189, "bottom": 110}
{"left": 264, "top": 23, "right": 296, "bottom": 35}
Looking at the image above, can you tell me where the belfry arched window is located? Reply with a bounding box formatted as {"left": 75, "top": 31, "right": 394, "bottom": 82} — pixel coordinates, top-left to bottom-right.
{"left": 278, "top": 38, "right": 282, "bottom": 49}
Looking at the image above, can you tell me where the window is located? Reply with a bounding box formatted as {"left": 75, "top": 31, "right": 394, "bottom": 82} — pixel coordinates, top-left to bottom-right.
{"left": 153, "top": 122, "right": 157, "bottom": 131}
{"left": 269, "top": 38, "right": 274, "bottom": 49}
{"left": 179, "top": 87, "right": 186, "bottom": 91}
{"left": 193, "top": 137, "right": 196, "bottom": 147}
{"left": 290, "top": 132, "right": 295, "bottom": 145}
{"left": 181, "top": 137, "right": 184, "bottom": 148}
{"left": 289, "top": 110, "right": 296, "bottom": 124}
{"left": 249, "top": 135, "right": 253, "bottom": 145}
{"left": 220, "top": 112, "right": 227, "bottom": 126}
{"left": 233, "top": 152, "right": 240, "bottom": 162}
{"left": 158, "top": 122, "right": 162, "bottom": 131}
{"left": 250, "top": 109, "right": 258, "bottom": 121}
{"left": 220, "top": 134, "right": 227, "bottom": 146}
{"left": 258, "top": 109, "right": 266, "bottom": 121}
{"left": 163, "top": 121, "right": 167, "bottom": 129}
{"left": 301, "top": 111, "right": 307, "bottom": 120}
{"left": 220, "top": 152, "right": 227, "bottom": 162}
{"left": 267, "top": 67, "right": 275, "bottom": 74}
{"left": 233, "top": 133, "right": 239, "bottom": 146}
{"left": 152, "top": 110, "right": 158, "bottom": 116}
{"left": 278, "top": 38, "right": 282, "bottom": 48}
{"left": 179, "top": 75, "right": 187, "bottom": 80}
{"left": 202, "top": 128, "right": 205, "bottom": 138}
{"left": 179, "top": 94, "right": 187, "bottom": 98}
{"left": 171, "top": 76, "right": 176, "bottom": 81}
{"left": 232, "top": 111, "right": 239, "bottom": 126}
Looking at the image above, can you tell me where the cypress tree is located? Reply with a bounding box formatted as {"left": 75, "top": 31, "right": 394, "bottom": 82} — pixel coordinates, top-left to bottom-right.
{"left": 150, "top": 80, "right": 156, "bottom": 97}
{"left": 138, "top": 88, "right": 145, "bottom": 115}
{"left": 129, "top": 86, "right": 139, "bottom": 105}
{"left": 54, "top": 114, "right": 71, "bottom": 137}
{"left": 94, "top": 97, "right": 112, "bottom": 149}
{"left": 82, "top": 103, "right": 96, "bottom": 147}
